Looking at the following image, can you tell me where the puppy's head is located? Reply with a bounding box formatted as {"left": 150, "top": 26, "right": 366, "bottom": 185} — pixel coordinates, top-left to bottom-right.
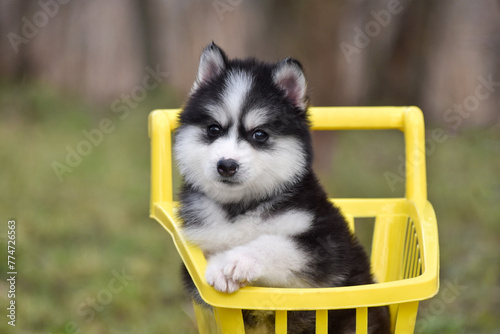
{"left": 174, "top": 43, "right": 312, "bottom": 204}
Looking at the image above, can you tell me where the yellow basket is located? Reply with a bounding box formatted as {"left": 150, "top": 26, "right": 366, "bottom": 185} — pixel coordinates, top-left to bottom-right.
{"left": 149, "top": 106, "right": 439, "bottom": 334}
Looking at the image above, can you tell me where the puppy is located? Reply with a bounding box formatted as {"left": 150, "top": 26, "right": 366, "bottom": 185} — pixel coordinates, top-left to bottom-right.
{"left": 174, "top": 42, "right": 390, "bottom": 334}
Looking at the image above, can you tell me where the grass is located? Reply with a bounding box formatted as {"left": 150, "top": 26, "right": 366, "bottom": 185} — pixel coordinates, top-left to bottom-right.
{"left": 0, "top": 80, "right": 499, "bottom": 333}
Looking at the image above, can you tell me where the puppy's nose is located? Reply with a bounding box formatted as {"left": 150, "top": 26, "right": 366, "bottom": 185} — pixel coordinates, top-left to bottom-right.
{"left": 217, "top": 159, "right": 239, "bottom": 177}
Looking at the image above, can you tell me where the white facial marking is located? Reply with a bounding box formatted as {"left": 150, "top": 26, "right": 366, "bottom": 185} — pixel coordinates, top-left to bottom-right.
{"left": 201, "top": 70, "right": 254, "bottom": 132}
{"left": 222, "top": 70, "right": 253, "bottom": 122}
{"left": 243, "top": 108, "right": 270, "bottom": 130}
{"left": 206, "top": 103, "right": 231, "bottom": 128}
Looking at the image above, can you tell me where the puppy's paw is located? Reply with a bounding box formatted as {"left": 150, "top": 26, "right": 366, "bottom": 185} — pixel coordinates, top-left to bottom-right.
{"left": 224, "top": 250, "right": 262, "bottom": 284}
{"left": 205, "top": 264, "right": 242, "bottom": 293}
{"left": 205, "top": 250, "right": 262, "bottom": 293}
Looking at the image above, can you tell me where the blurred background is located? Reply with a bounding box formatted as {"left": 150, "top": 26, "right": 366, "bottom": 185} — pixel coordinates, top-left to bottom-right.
{"left": 0, "top": 0, "right": 499, "bottom": 333}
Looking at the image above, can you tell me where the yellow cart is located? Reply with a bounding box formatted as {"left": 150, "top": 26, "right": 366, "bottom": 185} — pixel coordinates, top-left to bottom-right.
{"left": 149, "top": 106, "right": 439, "bottom": 334}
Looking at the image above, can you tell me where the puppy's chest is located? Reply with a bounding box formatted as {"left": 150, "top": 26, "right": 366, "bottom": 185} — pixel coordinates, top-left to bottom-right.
{"left": 181, "top": 197, "right": 312, "bottom": 255}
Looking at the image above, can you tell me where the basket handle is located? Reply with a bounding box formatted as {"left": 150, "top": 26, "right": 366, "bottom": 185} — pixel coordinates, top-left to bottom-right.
{"left": 308, "top": 106, "right": 427, "bottom": 204}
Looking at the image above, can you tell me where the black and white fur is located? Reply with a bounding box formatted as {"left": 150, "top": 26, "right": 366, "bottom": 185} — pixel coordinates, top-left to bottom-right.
{"left": 174, "top": 43, "right": 390, "bottom": 334}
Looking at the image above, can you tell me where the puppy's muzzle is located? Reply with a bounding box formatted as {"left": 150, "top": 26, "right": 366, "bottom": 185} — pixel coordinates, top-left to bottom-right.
{"left": 217, "top": 159, "right": 239, "bottom": 177}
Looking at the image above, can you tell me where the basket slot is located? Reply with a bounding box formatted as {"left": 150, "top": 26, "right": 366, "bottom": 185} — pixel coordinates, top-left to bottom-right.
{"left": 316, "top": 309, "right": 328, "bottom": 334}
{"left": 353, "top": 217, "right": 375, "bottom": 259}
{"left": 402, "top": 218, "right": 422, "bottom": 280}
{"left": 402, "top": 220, "right": 414, "bottom": 279}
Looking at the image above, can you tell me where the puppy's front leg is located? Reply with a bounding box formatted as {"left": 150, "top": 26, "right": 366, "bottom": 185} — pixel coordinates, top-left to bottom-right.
{"left": 205, "top": 234, "right": 308, "bottom": 293}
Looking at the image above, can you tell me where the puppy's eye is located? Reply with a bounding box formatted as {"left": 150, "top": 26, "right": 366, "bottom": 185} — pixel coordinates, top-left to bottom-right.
{"left": 207, "top": 124, "right": 221, "bottom": 137}
{"left": 252, "top": 129, "right": 269, "bottom": 143}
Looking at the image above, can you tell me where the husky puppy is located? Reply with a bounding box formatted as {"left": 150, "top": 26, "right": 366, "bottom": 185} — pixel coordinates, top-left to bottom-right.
{"left": 174, "top": 42, "right": 390, "bottom": 334}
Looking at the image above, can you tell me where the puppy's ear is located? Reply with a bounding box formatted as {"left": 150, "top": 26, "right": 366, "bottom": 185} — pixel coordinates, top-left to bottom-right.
{"left": 273, "top": 58, "right": 308, "bottom": 110}
{"left": 191, "top": 42, "right": 227, "bottom": 92}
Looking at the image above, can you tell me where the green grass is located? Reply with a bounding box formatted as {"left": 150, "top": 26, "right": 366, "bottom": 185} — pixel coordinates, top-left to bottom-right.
{"left": 0, "top": 81, "right": 499, "bottom": 333}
